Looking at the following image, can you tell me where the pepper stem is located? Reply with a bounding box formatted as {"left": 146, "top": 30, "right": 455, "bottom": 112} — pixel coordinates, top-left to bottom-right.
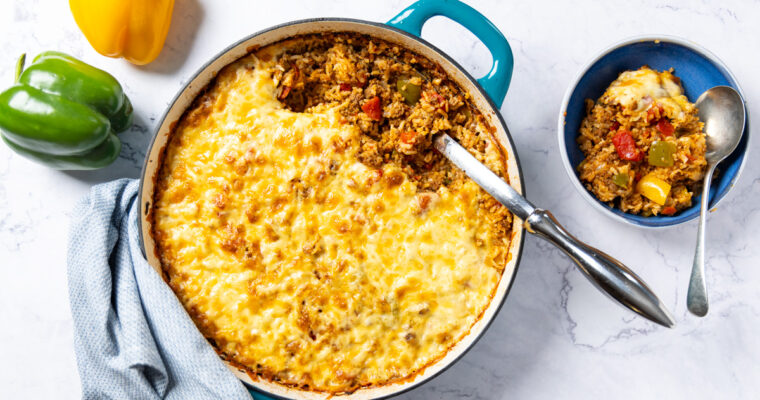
{"left": 15, "top": 53, "right": 26, "bottom": 83}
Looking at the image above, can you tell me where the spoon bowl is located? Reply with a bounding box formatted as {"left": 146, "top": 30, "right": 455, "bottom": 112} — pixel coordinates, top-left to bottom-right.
{"left": 687, "top": 86, "right": 746, "bottom": 317}
{"left": 698, "top": 86, "right": 747, "bottom": 162}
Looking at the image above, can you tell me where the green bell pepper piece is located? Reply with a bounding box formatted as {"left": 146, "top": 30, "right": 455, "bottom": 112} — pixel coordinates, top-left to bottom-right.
{"left": 613, "top": 172, "right": 629, "bottom": 188}
{"left": 648, "top": 141, "right": 677, "bottom": 167}
{"left": 0, "top": 52, "right": 133, "bottom": 170}
{"left": 397, "top": 77, "right": 421, "bottom": 106}
{"left": 1, "top": 132, "right": 121, "bottom": 170}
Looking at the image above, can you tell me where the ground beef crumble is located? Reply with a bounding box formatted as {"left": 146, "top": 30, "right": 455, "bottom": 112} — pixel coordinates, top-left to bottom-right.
{"left": 269, "top": 33, "right": 501, "bottom": 193}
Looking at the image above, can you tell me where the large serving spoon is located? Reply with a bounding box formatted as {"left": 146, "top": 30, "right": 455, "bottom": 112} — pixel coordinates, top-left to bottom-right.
{"left": 687, "top": 86, "right": 746, "bottom": 317}
{"left": 433, "top": 134, "right": 675, "bottom": 327}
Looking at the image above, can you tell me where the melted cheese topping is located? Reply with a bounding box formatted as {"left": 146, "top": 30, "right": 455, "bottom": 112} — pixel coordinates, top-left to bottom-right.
{"left": 153, "top": 55, "right": 505, "bottom": 392}
{"left": 604, "top": 66, "right": 692, "bottom": 117}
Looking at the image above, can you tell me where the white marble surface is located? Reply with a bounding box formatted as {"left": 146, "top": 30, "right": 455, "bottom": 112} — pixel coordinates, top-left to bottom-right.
{"left": 1, "top": 0, "right": 758, "bottom": 398}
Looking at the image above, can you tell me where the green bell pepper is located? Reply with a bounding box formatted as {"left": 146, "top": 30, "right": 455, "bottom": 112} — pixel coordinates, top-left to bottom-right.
{"left": 648, "top": 140, "right": 677, "bottom": 168}
{"left": 396, "top": 76, "right": 421, "bottom": 106}
{"left": 612, "top": 172, "right": 629, "bottom": 188}
{"left": 0, "top": 52, "right": 133, "bottom": 170}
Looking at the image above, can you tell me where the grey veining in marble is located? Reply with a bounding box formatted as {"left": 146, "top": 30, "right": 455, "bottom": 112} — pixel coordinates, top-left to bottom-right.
{"left": 1, "top": 0, "right": 758, "bottom": 399}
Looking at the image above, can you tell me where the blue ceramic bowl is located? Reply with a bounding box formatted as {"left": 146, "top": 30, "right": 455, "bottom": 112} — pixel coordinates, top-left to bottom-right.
{"left": 558, "top": 36, "right": 749, "bottom": 228}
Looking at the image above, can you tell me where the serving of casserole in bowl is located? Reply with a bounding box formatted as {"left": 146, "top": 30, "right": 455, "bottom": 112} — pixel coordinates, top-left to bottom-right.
{"left": 576, "top": 66, "right": 708, "bottom": 217}
{"left": 558, "top": 36, "right": 749, "bottom": 228}
{"left": 138, "top": 1, "right": 526, "bottom": 398}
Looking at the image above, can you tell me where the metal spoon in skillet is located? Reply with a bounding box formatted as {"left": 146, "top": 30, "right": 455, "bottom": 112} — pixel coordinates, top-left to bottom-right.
{"left": 687, "top": 86, "right": 746, "bottom": 317}
{"left": 434, "top": 134, "right": 676, "bottom": 328}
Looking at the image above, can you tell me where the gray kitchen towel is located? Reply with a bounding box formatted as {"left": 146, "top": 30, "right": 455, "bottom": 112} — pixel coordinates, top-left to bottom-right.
{"left": 67, "top": 178, "right": 269, "bottom": 400}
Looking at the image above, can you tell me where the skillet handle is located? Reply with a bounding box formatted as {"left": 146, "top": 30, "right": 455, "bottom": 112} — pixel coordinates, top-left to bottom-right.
{"left": 387, "top": 0, "right": 513, "bottom": 107}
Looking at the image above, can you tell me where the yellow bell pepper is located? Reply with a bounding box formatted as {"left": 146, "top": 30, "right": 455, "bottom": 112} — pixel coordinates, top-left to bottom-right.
{"left": 69, "top": 0, "right": 175, "bottom": 65}
{"left": 636, "top": 173, "right": 671, "bottom": 205}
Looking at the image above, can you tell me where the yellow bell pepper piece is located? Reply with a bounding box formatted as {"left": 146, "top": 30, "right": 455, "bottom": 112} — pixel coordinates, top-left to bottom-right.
{"left": 69, "top": 0, "right": 175, "bottom": 65}
{"left": 636, "top": 173, "right": 671, "bottom": 205}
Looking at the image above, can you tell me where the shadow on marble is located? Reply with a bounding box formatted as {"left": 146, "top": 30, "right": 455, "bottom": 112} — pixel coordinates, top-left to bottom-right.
{"left": 61, "top": 163, "right": 140, "bottom": 183}
{"left": 61, "top": 113, "right": 153, "bottom": 183}
{"left": 134, "top": 0, "right": 205, "bottom": 75}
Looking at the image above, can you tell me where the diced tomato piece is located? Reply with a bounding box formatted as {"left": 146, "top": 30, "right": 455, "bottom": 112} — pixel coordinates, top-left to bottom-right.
{"left": 428, "top": 91, "right": 447, "bottom": 111}
{"left": 611, "top": 130, "right": 643, "bottom": 161}
{"left": 610, "top": 121, "right": 620, "bottom": 131}
{"left": 339, "top": 83, "right": 352, "bottom": 92}
{"left": 278, "top": 85, "right": 291, "bottom": 100}
{"left": 662, "top": 206, "right": 677, "bottom": 215}
{"left": 361, "top": 96, "right": 382, "bottom": 120}
{"left": 646, "top": 103, "right": 664, "bottom": 122}
{"left": 400, "top": 131, "right": 417, "bottom": 144}
{"left": 646, "top": 108, "right": 656, "bottom": 122}
{"left": 656, "top": 119, "right": 675, "bottom": 136}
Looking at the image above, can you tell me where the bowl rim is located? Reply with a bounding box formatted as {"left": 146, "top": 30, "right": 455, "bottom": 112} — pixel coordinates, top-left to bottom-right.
{"left": 557, "top": 34, "right": 750, "bottom": 228}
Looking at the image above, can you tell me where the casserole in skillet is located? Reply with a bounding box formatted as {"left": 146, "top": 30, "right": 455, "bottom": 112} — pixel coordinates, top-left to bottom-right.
{"left": 151, "top": 32, "right": 514, "bottom": 395}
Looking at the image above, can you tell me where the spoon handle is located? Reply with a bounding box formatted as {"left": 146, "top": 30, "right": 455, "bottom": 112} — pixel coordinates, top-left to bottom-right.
{"left": 525, "top": 209, "right": 675, "bottom": 327}
{"left": 433, "top": 133, "right": 675, "bottom": 327}
{"left": 687, "top": 164, "right": 716, "bottom": 316}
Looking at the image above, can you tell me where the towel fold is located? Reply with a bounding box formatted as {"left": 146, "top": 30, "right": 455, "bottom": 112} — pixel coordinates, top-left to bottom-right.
{"left": 67, "top": 179, "right": 268, "bottom": 399}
